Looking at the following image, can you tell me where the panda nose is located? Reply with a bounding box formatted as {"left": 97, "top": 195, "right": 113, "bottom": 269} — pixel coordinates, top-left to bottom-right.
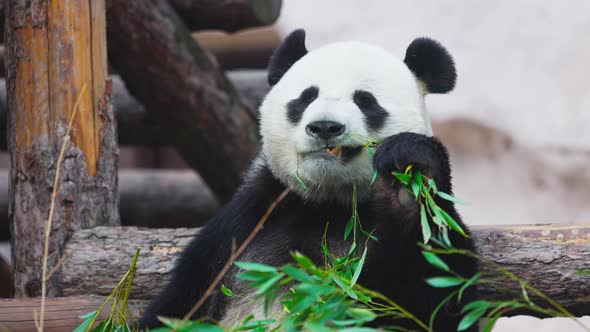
{"left": 306, "top": 121, "right": 346, "bottom": 140}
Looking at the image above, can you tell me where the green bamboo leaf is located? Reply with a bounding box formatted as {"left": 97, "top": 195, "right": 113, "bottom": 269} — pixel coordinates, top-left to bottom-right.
{"left": 256, "top": 274, "right": 283, "bottom": 295}
{"left": 420, "top": 205, "right": 431, "bottom": 244}
{"left": 439, "top": 209, "right": 467, "bottom": 237}
{"left": 458, "top": 306, "right": 487, "bottom": 331}
{"left": 73, "top": 314, "right": 95, "bottom": 332}
{"left": 425, "top": 276, "right": 464, "bottom": 288}
{"left": 351, "top": 247, "right": 368, "bottom": 287}
{"left": 221, "top": 284, "right": 234, "bottom": 297}
{"left": 344, "top": 217, "right": 354, "bottom": 240}
{"left": 348, "top": 308, "right": 377, "bottom": 322}
{"left": 235, "top": 319, "right": 276, "bottom": 331}
{"left": 370, "top": 170, "right": 379, "bottom": 185}
{"left": 576, "top": 269, "right": 590, "bottom": 275}
{"left": 422, "top": 252, "right": 450, "bottom": 272}
{"left": 412, "top": 172, "right": 423, "bottom": 187}
{"left": 428, "top": 178, "right": 438, "bottom": 194}
{"left": 234, "top": 261, "right": 277, "bottom": 273}
{"left": 79, "top": 311, "right": 98, "bottom": 320}
{"left": 91, "top": 318, "right": 112, "bottom": 332}
{"left": 461, "top": 300, "right": 491, "bottom": 313}
{"left": 458, "top": 273, "right": 480, "bottom": 302}
{"left": 481, "top": 313, "right": 501, "bottom": 332}
{"left": 292, "top": 252, "right": 316, "bottom": 271}
{"left": 304, "top": 321, "right": 332, "bottom": 332}
{"left": 113, "top": 324, "right": 131, "bottom": 332}
{"left": 332, "top": 275, "right": 359, "bottom": 299}
{"left": 437, "top": 191, "right": 468, "bottom": 205}
{"left": 338, "top": 328, "right": 379, "bottom": 332}
{"left": 236, "top": 271, "right": 268, "bottom": 282}
{"left": 440, "top": 226, "right": 451, "bottom": 247}
{"left": 411, "top": 182, "right": 420, "bottom": 198}
{"left": 295, "top": 170, "right": 308, "bottom": 190}
{"left": 393, "top": 172, "right": 411, "bottom": 185}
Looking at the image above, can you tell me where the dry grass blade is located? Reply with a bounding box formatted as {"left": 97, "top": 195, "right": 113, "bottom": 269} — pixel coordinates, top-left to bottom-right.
{"left": 176, "top": 186, "right": 293, "bottom": 330}
{"left": 37, "top": 85, "right": 87, "bottom": 332}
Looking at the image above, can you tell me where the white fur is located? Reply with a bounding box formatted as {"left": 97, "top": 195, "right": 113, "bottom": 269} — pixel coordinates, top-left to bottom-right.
{"left": 259, "top": 41, "right": 432, "bottom": 203}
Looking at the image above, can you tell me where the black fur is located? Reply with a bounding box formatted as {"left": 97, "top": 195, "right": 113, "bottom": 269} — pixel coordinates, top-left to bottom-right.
{"left": 353, "top": 90, "right": 389, "bottom": 131}
{"left": 267, "top": 29, "right": 308, "bottom": 86}
{"left": 287, "top": 86, "right": 319, "bottom": 125}
{"left": 404, "top": 38, "right": 456, "bottom": 94}
{"left": 139, "top": 133, "right": 478, "bottom": 332}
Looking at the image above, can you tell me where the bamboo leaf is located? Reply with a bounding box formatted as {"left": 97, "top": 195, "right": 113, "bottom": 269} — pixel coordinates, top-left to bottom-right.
{"left": 422, "top": 252, "right": 450, "bottom": 272}
{"left": 221, "top": 284, "right": 234, "bottom": 297}
{"left": 73, "top": 314, "right": 95, "bottom": 332}
{"left": 393, "top": 172, "right": 411, "bottom": 185}
{"left": 420, "top": 205, "right": 431, "bottom": 244}
{"left": 458, "top": 273, "right": 480, "bottom": 302}
{"left": 351, "top": 247, "right": 368, "bottom": 287}
{"left": 437, "top": 191, "right": 468, "bottom": 205}
{"left": 234, "top": 261, "right": 277, "bottom": 273}
{"left": 426, "top": 276, "right": 464, "bottom": 288}
{"left": 370, "top": 170, "right": 379, "bottom": 185}
{"left": 458, "top": 306, "right": 487, "bottom": 331}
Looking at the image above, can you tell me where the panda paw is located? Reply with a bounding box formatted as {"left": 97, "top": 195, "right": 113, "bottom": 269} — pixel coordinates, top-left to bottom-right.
{"left": 372, "top": 132, "right": 452, "bottom": 193}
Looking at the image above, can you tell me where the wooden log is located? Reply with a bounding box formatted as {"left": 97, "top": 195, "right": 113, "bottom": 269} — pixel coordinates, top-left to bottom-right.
{"left": 6, "top": 0, "right": 118, "bottom": 297}
{"left": 169, "top": 0, "right": 282, "bottom": 32}
{"left": 0, "top": 0, "right": 282, "bottom": 43}
{"left": 106, "top": 0, "right": 260, "bottom": 202}
{"left": 0, "top": 296, "right": 145, "bottom": 332}
{"left": 0, "top": 72, "right": 270, "bottom": 149}
{"left": 118, "top": 170, "right": 220, "bottom": 228}
{"left": 0, "top": 169, "right": 219, "bottom": 234}
{"left": 58, "top": 225, "right": 590, "bottom": 316}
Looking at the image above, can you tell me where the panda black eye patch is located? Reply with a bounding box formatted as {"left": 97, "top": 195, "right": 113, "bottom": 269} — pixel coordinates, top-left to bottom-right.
{"left": 353, "top": 90, "right": 389, "bottom": 131}
{"left": 287, "top": 86, "right": 319, "bottom": 125}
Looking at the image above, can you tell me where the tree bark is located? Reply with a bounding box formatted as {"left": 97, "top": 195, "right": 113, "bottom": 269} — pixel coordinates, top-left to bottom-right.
{"left": 106, "top": 0, "right": 260, "bottom": 202}
{"left": 6, "top": 0, "right": 119, "bottom": 297}
{"left": 58, "top": 224, "right": 590, "bottom": 316}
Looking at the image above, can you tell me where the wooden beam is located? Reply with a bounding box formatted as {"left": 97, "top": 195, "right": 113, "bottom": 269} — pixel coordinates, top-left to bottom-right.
{"left": 169, "top": 0, "right": 282, "bottom": 33}
{"left": 0, "top": 72, "right": 270, "bottom": 149}
{"left": 106, "top": 0, "right": 260, "bottom": 202}
{"left": 57, "top": 225, "right": 590, "bottom": 317}
{"left": 118, "top": 170, "right": 219, "bottom": 228}
{"left": 0, "top": 0, "right": 282, "bottom": 43}
{"left": 0, "top": 169, "right": 220, "bottom": 234}
{"left": 5, "top": 0, "right": 119, "bottom": 297}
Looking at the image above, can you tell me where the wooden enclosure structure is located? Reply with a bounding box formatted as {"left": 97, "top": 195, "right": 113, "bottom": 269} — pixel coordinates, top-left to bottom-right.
{"left": 1, "top": 0, "right": 590, "bottom": 331}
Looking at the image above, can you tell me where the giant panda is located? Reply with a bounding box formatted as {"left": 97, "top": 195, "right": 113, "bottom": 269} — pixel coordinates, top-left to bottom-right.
{"left": 139, "top": 29, "right": 478, "bottom": 332}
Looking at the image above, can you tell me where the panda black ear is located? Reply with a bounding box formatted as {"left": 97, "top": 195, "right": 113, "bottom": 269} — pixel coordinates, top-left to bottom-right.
{"left": 404, "top": 38, "right": 456, "bottom": 94}
{"left": 267, "top": 29, "right": 309, "bottom": 86}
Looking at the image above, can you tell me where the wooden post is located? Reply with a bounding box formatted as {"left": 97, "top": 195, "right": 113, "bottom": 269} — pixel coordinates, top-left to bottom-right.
{"left": 5, "top": 0, "right": 119, "bottom": 297}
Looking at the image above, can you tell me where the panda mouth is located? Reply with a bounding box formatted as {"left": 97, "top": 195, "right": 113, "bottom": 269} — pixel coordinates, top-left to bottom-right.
{"left": 305, "top": 145, "right": 364, "bottom": 162}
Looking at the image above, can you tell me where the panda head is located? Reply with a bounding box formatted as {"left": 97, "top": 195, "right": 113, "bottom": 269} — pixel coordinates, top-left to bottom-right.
{"left": 259, "top": 29, "right": 456, "bottom": 203}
